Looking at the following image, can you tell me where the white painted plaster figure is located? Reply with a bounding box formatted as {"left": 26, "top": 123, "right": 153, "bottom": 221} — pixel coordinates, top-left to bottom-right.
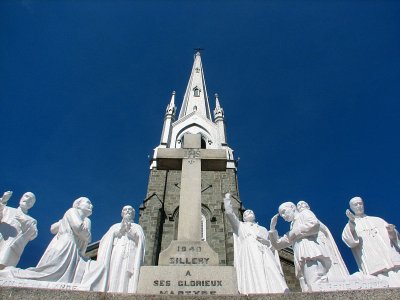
{"left": 297, "top": 201, "right": 349, "bottom": 280}
{"left": 93, "top": 205, "right": 145, "bottom": 293}
{"left": 342, "top": 196, "right": 400, "bottom": 287}
{"left": 0, "top": 192, "right": 38, "bottom": 269}
{"left": 269, "top": 202, "right": 331, "bottom": 292}
{"left": 224, "top": 193, "right": 288, "bottom": 294}
{"left": 0, "top": 197, "right": 102, "bottom": 286}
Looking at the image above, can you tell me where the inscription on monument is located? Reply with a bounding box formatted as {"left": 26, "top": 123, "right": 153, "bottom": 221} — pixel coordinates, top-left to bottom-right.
{"left": 158, "top": 241, "right": 218, "bottom": 266}
{"left": 184, "top": 149, "right": 201, "bottom": 159}
{"left": 153, "top": 270, "right": 222, "bottom": 295}
{"left": 0, "top": 279, "right": 88, "bottom": 291}
{"left": 137, "top": 266, "right": 237, "bottom": 295}
{"left": 168, "top": 246, "right": 211, "bottom": 265}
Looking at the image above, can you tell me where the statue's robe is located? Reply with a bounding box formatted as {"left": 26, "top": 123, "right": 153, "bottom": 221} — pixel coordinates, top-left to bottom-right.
{"left": 0, "top": 206, "right": 37, "bottom": 267}
{"left": 318, "top": 221, "right": 349, "bottom": 279}
{"left": 342, "top": 215, "right": 400, "bottom": 287}
{"left": 225, "top": 204, "right": 288, "bottom": 294}
{"left": 270, "top": 209, "right": 331, "bottom": 291}
{"left": 93, "top": 222, "right": 145, "bottom": 293}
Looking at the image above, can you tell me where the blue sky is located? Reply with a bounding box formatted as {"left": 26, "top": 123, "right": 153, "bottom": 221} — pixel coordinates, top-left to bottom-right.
{"left": 1, "top": 1, "right": 400, "bottom": 274}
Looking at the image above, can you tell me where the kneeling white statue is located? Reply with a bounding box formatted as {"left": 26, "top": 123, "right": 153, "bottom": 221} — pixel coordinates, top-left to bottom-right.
{"left": 269, "top": 202, "right": 331, "bottom": 292}
{"left": 93, "top": 205, "right": 145, "bottom": 293}
{"left": 342, "top": 196, "right": 400, "bottom": 287}
{"left": 224, "top": 193, "right": 288, "bottom": 294}
{"left": 0, "top": 197, "right": 101, "bottom": 287}
{"left": 0, "top": 191, "right": 38, "bottom": 269}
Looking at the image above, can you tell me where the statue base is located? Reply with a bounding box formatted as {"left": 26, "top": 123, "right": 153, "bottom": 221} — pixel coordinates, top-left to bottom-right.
{"left": 310, "top": 276, "right": 389, "bottom": 291}
{"left": 0, "top": 278, "right": 89, "bottom": 291}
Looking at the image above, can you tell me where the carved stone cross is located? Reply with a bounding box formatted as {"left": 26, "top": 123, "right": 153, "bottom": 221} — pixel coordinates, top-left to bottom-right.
{"left": 157, "top": 133, "right": 226, "bottom": 241}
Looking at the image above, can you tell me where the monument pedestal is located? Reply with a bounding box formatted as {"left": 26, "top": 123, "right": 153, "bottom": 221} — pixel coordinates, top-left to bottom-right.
{"left": 137, "top": 240, "right": 238, "bottom": 295}
{"left": 138, "top": 134, "right": 238, "bottom": 295}
{"left": 137, "top": 266, "right": 237, "bottom": 295}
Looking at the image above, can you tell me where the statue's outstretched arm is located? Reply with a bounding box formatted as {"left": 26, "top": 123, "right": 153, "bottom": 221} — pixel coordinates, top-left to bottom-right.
{"left": 223, "top": 193, "right": 240, "bottom": 234}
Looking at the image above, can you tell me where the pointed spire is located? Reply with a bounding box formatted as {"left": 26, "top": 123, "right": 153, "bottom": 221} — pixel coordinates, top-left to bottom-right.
{"left": 178, "top": 51, "right": 212, "bottom": 120}
{"left": 166, "top": 91, "right": 176, "bottom": 117}
{"left": 213, "top": 93, "right": 224, "bottom": 120}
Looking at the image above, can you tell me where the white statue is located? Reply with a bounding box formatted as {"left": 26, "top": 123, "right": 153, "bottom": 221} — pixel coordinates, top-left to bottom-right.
{"left": 269, "top": 202, "right": 331, "bottom": 292}
{"left": 0, "top": 191, "right": 38, "bottom": 269}
{"left": 0, "top": 197, "right": 101, "bottom": 286}
{"left": 297, "top": 201, "right": 349, "bottom": 281}
{"left": 0, "top": 191, "right": 13, "bottom": 221}
{"left": 342, "top": 196, "right": 400, "bottom": 287}
{"left": 93, "top": 205, "right": 145, "bottom": 293}
{"left": 224, "top": 193, "right": 288, "bottom": 294}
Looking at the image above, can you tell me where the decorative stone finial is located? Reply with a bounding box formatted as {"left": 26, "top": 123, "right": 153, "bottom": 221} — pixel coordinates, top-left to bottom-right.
{"left": 166, "top": 91, "right": 176, "bottom": 116}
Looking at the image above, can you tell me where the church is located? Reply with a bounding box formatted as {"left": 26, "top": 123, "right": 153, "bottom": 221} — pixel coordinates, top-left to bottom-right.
{"left": 135, "top": 51, "right": 299, "bottom": 291}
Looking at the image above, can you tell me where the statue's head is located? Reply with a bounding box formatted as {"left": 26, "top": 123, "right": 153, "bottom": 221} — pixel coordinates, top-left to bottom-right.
{"left": 243, "top": 209, "right": 255, "bottom": 223}
{"left": 121, "top": 205, "right": 134, "bottom": 222}
{"left": 349, "top": 196, "right": 364, "bottom": 217}
{"left": 73, "top": 197, "right": 93, "bottom": 217}
{"left": 19, "top": 192, "right": 36, "bottom": 211}
{"left": 278, "top": 202, "right": 296, "bottom": 222}
{"left": 296, "top": 200, "right": 310, "bottom": 212}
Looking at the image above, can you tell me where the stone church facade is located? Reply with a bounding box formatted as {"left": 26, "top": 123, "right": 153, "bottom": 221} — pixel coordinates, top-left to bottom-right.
{"left": 137, "top": 52, "right": 300, "bottom": 291}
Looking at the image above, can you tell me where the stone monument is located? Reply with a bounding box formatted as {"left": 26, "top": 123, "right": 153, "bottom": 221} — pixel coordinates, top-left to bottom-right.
{"left": 137, "top": 133, "right": 238, "bottom": 295}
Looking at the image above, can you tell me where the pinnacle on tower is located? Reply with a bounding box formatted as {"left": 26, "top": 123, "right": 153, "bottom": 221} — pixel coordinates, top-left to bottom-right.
{"left": 166, "top": 91, "right": 176, "bottom": 116}
{"left": 214, "top": 93, "right": 224, "bottom": 120}
{"left": 159, "top": 91, "right": 177, "bottom": 147}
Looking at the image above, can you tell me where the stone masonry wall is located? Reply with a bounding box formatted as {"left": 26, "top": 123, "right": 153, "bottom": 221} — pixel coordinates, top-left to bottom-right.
{"left": 139, "top": 168, "right": 242, "bottom": 266}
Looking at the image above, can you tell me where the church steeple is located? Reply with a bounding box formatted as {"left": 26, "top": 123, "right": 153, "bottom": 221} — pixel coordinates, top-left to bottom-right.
{"left": 178, "top": 51, "right": 211, "bottom": 120}
{"left": 152, "top": 52, "right": 236, "bottom": 170}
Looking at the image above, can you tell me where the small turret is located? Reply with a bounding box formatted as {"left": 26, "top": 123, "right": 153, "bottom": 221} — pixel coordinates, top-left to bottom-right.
{"left": 213, "top": 93, "right": 227, "bottom": 146}
{"left": 159, "top": 91, "right": 176, "bottom": 147}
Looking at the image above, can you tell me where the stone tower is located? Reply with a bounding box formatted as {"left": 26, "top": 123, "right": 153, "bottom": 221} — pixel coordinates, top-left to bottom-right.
{"left": 138, "top": 52, "right": 299, "bottom": 290}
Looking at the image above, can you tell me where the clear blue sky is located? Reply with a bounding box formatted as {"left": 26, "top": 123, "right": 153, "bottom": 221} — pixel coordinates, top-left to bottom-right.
{"left": 1, "top": 1, "right": 400, "bottom": 274}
